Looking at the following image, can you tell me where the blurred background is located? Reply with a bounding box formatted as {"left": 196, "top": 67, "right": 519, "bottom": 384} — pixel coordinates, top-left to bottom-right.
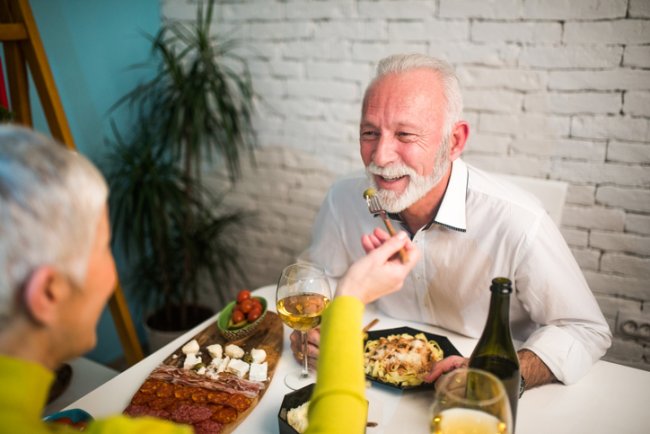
{"left": 23, "top": 0, "right": 649, "bottom": 371}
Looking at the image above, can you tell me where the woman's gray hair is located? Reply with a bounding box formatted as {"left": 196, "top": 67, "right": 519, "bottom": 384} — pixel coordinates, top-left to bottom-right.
{"left": 366, "top": 53, "right": 464, "bottom": 136}
{"left": 0, "top": 125, "right": 108, "bottom": 323}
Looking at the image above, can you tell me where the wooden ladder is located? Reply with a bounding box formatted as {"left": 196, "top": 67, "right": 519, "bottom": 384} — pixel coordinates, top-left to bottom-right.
{"left": 0, "top": 0, "right": 144, "bottom": 366}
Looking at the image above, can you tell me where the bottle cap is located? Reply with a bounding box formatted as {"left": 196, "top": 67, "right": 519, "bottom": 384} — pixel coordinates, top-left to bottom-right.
{"left": 490, "top": 277, "right": 512, "bottom": 293}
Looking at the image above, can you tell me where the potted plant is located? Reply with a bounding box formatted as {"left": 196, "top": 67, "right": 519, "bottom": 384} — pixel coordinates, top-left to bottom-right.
{"left": 104, "top": 0, "right": 256, "bottom": 351}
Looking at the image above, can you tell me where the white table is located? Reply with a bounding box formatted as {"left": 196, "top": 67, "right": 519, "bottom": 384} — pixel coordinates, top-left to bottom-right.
{"left": 68, "top": 285, "right": 650, "bottom": 433}
{"left": 44, "top": 357, "right": 118, "bottom": 416}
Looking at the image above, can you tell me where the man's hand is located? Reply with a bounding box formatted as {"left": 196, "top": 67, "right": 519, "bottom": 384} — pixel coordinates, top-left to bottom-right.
{"left": 289, "top": 328, "right": 321, "bottom": 370}
{"left": 421, "top": 350, "right": 557, "bottom": 393}
{"left": 423, "top": 356, "right": 468, "bottom": 384}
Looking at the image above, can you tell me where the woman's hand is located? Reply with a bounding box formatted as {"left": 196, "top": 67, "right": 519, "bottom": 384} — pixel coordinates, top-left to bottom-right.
{"left": 337, "top": 229, "right": 420, "bottom": 304}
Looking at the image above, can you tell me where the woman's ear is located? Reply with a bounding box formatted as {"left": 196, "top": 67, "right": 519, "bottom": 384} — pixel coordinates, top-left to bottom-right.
{"left": 22, "top": 266, "right": 62, "bottom": 325}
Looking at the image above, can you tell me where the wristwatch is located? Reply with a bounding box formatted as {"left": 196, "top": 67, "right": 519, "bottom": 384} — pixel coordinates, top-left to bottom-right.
{"left": 519, "top": 374, "right": 526, "bottom": 397}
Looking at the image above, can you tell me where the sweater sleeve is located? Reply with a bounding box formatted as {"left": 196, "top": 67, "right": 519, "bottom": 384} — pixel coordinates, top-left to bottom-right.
{"left": 305, "top": 296, "right": 367, "bottom": 434}
{"left": 87, "top": 416, "right": 193, "bottom": 434}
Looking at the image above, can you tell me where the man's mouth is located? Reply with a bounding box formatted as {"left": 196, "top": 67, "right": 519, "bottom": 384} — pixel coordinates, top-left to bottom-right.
{"left": 375, "top": 174, "right": 408, "bottom": 187}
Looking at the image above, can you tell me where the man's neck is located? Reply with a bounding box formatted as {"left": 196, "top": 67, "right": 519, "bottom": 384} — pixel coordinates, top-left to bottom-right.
{"left": 399, "top": 166, "right": 452, "bottom": 234}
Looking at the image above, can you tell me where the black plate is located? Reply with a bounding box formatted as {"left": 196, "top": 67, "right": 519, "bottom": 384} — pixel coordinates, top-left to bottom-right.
{"left": 364, "top": 326, "right": 463, "bottom": 390}
{"left": 278, "top": 383, "right": 315, "bottom": 434}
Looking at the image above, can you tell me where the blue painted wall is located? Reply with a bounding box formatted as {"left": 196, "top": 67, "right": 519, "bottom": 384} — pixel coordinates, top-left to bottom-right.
{"left": 27, "top": 0, "right": 161, "bottom": 364}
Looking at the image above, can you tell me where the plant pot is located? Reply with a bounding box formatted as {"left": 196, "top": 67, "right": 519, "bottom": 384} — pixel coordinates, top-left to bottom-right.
{"left": 144, "top": 304, "right": 214, "bottom": 352}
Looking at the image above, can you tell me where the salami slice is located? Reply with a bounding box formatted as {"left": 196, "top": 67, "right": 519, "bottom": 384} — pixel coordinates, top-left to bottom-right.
{"left": 227, "top": 394, "right": 252, "bottom": 412}
{"left": 170, "top": 403, "right": 213, "bottom": 424}
{"left": 124, "top": 403, "right": 170, "bottom": 419}
{"left": 193, "top": 419, "right": 224, "bottom": 434}
{"left": 211, "top": 406, "right": 238, "bottom": 424}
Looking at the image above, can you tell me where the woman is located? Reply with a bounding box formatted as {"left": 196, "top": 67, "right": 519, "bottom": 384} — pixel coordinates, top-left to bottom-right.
{"left": 305, "top": 229, "right": 421, "bottom": 434}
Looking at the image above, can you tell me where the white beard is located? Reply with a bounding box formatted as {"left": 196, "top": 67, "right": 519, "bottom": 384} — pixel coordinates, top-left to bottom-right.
{"left": 365, "top": 137, "right": 450, "bottom": 213}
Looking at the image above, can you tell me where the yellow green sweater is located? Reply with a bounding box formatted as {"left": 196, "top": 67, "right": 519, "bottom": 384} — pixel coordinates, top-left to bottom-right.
{"left": 0, "top": 355, "right": 191, "bottom": 434}
{"left": 305, "top": 296, "right": 368, "bottom": 434}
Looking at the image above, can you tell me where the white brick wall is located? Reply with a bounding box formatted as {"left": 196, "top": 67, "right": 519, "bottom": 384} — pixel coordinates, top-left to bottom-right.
{"left": 162, "top": 0, "right": 650, "bottom": 371}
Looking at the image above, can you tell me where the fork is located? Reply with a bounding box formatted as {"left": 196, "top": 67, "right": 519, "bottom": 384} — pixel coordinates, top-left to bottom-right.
{"left": 363, "top": 188, "right": 409, "bottom": 263}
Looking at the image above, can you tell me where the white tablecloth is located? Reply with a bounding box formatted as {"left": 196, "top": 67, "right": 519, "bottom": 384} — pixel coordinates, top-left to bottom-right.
{"left": 68, "top": 284, "right": 650, "bottom": 433}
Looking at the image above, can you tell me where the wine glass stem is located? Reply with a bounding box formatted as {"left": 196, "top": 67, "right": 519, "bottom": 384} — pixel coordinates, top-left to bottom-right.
{"left": 301, "top": 331, "right": 309, "bottom": 378}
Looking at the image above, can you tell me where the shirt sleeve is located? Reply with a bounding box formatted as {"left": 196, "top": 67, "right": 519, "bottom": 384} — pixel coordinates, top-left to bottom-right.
{"left": 87, "top": 415, "right": 193, "bottom": 434}
{"left": 515, "top": 213, "right": 612, "bottom": 384}
{"left": 305, "top": 296, "right": 367, "bottom": 434}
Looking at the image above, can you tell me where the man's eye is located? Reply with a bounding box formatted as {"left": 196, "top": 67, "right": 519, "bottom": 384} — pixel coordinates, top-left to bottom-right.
{"left": 361, "top": 131, "right": 379, "bottom": 138}
{"left": 397, "top": 132, "right": 416, "bottom": 141}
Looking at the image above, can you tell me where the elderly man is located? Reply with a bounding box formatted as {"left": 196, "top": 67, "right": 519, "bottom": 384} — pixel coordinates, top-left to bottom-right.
{"left": 0, "top": 126, "right": 191, "bottom": 433}
{"left": 294, "top": 53, "right": 611, "bottom": 392}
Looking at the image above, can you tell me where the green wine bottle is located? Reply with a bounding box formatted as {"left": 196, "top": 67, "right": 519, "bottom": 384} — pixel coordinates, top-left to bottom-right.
{"left": 468, "top": 277, "right": 521, "bottom": 427}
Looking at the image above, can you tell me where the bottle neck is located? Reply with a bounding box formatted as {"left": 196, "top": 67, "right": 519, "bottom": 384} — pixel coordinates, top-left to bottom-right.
{"left": 485, "top": 291, "right": 511, "bottom": 336}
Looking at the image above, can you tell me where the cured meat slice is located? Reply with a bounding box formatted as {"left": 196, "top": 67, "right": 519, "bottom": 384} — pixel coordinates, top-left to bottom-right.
{"left": 193, "top": 419, "right": 223, "bottom": 434}
{"left": 149, "top": 365, "right": 264, "bottom": 399}
{"left": 211, "top": 406, "right": 238, "bottom": 424}
{"left": 170, "top": 403, "right": 213, "bottom": 424}
{"left": 124, "top": 403, "right": 170, "bottom": 419}
{"left": 227, "top": 394, "right": 252, "bottom": 412}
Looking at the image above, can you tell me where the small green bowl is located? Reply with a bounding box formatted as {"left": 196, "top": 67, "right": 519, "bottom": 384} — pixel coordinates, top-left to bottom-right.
{"left": 217, "top": 296, "right": 267, "bottom": 341}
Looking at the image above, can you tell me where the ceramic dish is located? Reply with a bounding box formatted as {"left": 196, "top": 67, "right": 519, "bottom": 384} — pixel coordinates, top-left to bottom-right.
{"left": 43, "top": 408, "right": 93, "bottom": 430}
{"left": 217, "top": 296, "right": 267, "bottom": 341}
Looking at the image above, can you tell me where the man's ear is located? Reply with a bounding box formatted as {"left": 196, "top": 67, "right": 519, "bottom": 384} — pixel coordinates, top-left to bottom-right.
{"left": 22, "top": 266, "right": 62, "bottom": 325}
{"left": 449, "top": 121, "right": 469, "bottom": 161}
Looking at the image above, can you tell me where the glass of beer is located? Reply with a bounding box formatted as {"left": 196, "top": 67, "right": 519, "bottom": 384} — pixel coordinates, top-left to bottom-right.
{"left": 430, "top": 368, "right": 512, "bottom": 434}
{"left": 276, "top": 262, "right": 331, "bottom": 390}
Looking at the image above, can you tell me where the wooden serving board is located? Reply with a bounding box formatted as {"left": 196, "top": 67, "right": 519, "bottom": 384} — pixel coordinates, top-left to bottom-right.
{"left": 124, "top": 311, "right": 283, "bottom": 434}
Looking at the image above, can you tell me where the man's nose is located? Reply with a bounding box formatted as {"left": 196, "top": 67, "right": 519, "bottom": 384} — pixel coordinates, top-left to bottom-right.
{"left": 373, "top": 134, "right": 398, "bottom": 167}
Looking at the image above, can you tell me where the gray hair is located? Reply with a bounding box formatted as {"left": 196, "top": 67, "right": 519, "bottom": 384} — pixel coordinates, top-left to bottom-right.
{"left": 366, "top": 53, "right": 463, "bottom": 136}
{"left": 0, "top": 125, "right": 108, "bottom": 323}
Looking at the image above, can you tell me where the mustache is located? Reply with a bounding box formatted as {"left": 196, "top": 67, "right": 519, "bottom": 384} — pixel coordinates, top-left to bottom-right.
{"left": 366, "top": 163, "right": 416, "bottom": 179}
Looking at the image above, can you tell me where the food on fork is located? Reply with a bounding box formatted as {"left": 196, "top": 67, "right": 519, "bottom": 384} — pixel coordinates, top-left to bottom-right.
{"left": 362, "top": 188, "right": 409, "bottom": 263}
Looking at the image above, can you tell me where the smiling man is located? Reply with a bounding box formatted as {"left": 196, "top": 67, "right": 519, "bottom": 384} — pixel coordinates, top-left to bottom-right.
{"left": 293, "top": 53, "right": 611, "bottom": 392}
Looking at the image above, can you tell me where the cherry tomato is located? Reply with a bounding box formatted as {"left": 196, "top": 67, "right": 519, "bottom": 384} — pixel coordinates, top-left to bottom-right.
{"left": 248, "top": 304, "right": 262, "bottom": 317}
{"left": 250, "top": 298, "right": 262, "bottom": 310}
{"left": 247, "top": 309, "right": 261, "bottom": 322}
{"left": 240, "top": 299, "right": 253, "bottom": 314}
{"left": 231, "top": 309, "right": 245, "bottom": 323}
{"left": 236, "top": 290, "right": 251, "bottom": 304}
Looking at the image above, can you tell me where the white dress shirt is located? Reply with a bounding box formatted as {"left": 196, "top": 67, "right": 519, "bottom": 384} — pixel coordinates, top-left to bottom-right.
{"left": 301, "top": 158, "right": 612, "bottom": 384}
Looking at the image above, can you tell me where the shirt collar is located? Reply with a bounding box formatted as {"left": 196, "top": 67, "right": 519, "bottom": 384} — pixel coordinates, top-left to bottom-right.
{"left": 387, "top": 158, "right": 469, "bottom": 233}
{"left": 433, "top": 158, "right": 468, "bottom": 232}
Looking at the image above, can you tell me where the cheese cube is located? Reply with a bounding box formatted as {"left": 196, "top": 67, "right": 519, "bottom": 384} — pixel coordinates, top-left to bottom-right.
{"left": 251, "top": 348, "right": 266, "bottom": 363}
{"left": 216, "top": 356, "right": 230, "bottom": 374}
{"left": 182, "top": 339, "right": 200, "bottom": 355}
{"left": 206, "top": 343, "right": 223, "bottom": 359}
{"left": 226, "top": 358, "right": 250, "bottom": 378}
{"left": 225, "top": 344, "right": 244, "bottom": 359}
{"left": 249, "top": 362, "right": 268, "bottom": 382}
{"left": 206, "top": 368, "right": 220, "bottom": 380}
{"left": 183, "top": 353, "right": 202, "bottom": 370}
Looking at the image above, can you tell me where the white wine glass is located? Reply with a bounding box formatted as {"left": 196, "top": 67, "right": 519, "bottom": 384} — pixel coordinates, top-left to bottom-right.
{"left": 430, "top": 368, "right": 512, "bottom": 434}
{"left": 276, "top": 262, "right": 332, "bottom": 390}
